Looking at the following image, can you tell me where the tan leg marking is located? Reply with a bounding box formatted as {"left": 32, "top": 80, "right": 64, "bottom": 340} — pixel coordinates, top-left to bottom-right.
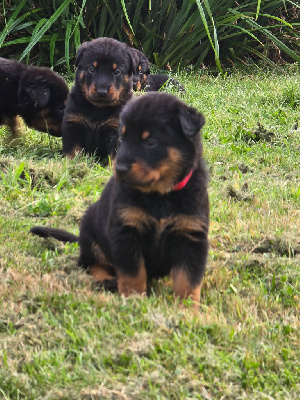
{"left": 117, "top": 263, "right": 147, "bottom": 296}
{"left": 64, "top": 145, "right": 82, "bottom": 159}
{"left": 4, "top": 116, "right": 20, "bottom": 137}
{"left": 89, "top": 264, "right": 115, "bottom": 283}
{"left": 172, "top": 268, "right": 201, "bottom": 304}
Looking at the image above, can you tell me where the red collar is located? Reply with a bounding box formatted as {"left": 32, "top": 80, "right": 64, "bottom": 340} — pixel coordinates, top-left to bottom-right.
{"left": 172, "top": 169, "right": 193, "bottom": 191}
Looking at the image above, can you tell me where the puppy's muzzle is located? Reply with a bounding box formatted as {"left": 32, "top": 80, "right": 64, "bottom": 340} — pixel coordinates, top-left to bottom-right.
{"left": 115, "top": 163, "right": 130, "bottom": 179}
{"left": 97, "top": 88, "right": 108, "bottom": 98}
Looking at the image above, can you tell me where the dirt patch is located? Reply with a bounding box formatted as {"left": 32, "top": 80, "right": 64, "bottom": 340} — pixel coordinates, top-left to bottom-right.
{"left": 238, "top": 163, "right": 253, "bottom": 174}
{"left": 20, "top": 167, "right": 56, "bottom": 188}
{"left": 227, "top": 183, "right": 253, "bottom": 202}
{"left": 241, "top": 122, "right": 275, "bottom": 143}
{"left": 252, "top": 237, "right": 300, "bottom": 257}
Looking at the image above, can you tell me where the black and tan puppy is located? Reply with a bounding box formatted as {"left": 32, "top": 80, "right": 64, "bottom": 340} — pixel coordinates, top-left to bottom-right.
{"left": 31, "top": 93, "right": 209, "bottom": 305}
{"left": 62, "top": 37, "right": 136, "bottom": 160}
{"left": 146, "top": 73, "right": 186, "bottom": 93}
{"left": 131, "top": 49, "right": 150, "bottom": 91}
{"left": 131, "top": 49, "right": 185, "bottom": 93}
{"left": 0, "top": 57, "right": 69, "bottom": 137}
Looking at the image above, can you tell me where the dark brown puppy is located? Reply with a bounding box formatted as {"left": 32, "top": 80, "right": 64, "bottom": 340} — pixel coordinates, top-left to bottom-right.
{"left": 62, "top": 37, "right": 136, "bottom": 161}
{"left": 0, "top": 57, "right": 69, "bottom": 137}
{"left": 31, "top": 92, "right": 209, "bottom": 305}
{"left": 131, "top": 49, "right": 185, "bottom": 93}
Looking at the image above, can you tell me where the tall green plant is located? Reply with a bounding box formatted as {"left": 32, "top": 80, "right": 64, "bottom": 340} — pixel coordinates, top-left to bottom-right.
{"left": 0, "top": 0, "right": 299, "bottom": 71}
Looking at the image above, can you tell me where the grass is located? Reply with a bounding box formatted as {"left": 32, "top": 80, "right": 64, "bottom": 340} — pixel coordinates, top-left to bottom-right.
{"left": 0, "top": 64, "right": 299, "bottom": 399}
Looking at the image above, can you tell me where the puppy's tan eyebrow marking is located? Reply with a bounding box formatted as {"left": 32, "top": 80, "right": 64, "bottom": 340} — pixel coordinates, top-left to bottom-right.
{"left": 142, "top": 130, "right": 150, "bottom": 140}
{"left": 93, "top": 61, "right": 98, "bottom": 68}
{"left": 112, "top": 63, "right": 117, "bottom": 70}
{"left": 138, "top": 65, "right": 141, "bottom": 71}
{"left": 121, "top": 125, "right": 126, "bottom": 135}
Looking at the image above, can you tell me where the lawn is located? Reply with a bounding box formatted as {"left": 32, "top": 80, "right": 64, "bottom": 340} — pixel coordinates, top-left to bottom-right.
{"left": 0, "top": 64, "right": 299, "bottom": 399}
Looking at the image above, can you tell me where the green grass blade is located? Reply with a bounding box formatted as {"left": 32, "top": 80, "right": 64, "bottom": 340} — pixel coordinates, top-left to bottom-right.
{"left": 245, "top": 17, "right": 300, "bottom": 63}
{"left": 120, "top": 0, "right": 134, "bottom": 35}
{"left": 1, "top": 35, "right": 55, "bottom": 47}
{"left": 19, "top": 0, "right": 72, "bottom": 61}
{"left": 98, "top": 6, "right": 108, "bottom": 38}
{"left": 65, "top": 21, "right": 72, "bottom": 73}
{"left": 256, "top": 0, "right": 262, "bottom": 20}
{"left": 50, "top": 33, "right": 59, "bottom": 68}
{"left": 195, "top": 0, "right": 223, "bottom": 74}
{"left": 0, "top": 0, "right": 27, "bottom": 47}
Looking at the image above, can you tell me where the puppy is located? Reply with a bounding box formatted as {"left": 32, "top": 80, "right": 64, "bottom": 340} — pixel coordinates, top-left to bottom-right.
{"left": 131, "top": 49, "right": 150, "bottom": 91}
{"left": 62, "top": 37, "right": 136, "bottom": 161}
{"left": 146, "top": 73, "right": 186, "bottom": 93}
{"left": 31, "top": 93, "right": 209, "bottom": 305}
{"left": 131, "top": 49, "right": 185, "bottom": 93}
{"left": 0, "top": 57, "right": 69, "bottom": 137}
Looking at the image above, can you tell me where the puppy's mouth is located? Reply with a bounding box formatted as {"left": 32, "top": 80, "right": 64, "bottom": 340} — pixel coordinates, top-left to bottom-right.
{"left": 118, "top": 175, "right": 157, "bottom": 188}
{"left": 88, "top": 94, "right": 118, "bottom": 106}
{"left": 82, "top": 84, "right": 120, "bottom": 106}
{"left": 114, "top": 161, "right": 179, "bottom": 194}
{"left": 115, "top": 162, "right": 159, "bottom": 186}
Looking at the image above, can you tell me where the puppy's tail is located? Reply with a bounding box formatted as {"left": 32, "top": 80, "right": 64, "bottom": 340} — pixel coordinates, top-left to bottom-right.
{"left": 30, "top": 226, "right": 79, "bottom": 243}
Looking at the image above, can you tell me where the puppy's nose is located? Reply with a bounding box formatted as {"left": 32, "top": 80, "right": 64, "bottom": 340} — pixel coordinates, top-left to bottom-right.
{"left": 115, "top": 164, "right": 130, "bottom": 176}
{"left": 97, "top": 88, "right": 108, "bottom": 97}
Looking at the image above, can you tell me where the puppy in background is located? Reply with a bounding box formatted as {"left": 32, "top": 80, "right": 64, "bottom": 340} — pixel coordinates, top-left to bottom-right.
{"left": 62, "top": 37, "right": 137, "bottom": 161}
{"left": 131, "top": 49, "right": 150, "bottom": 91}
{"left": 131, "top": 49, "right": 186, "bottom": 93}
{"left": 0, "top": 57, "right": 69, "bottom": 137}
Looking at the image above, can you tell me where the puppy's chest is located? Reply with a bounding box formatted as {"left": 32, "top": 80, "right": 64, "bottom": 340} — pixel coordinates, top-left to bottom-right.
{"left": 67, "top": 106, "right": 119, "bottom": 134}
{"left": 117, "top": 205, "right": 205, "bottom": 242}
{"left": 85, "top": 115, "right": 119, "bottom": 134}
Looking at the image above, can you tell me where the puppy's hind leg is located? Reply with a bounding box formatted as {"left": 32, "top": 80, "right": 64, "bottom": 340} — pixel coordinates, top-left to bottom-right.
{"left": 79, "top": 240, "right": 117, "bottom": 292}
{"left": 3, "top": 116, "right": 21, "bottom": 137}
{"left": 89, "top": 264, "right": 118, "bottom": 292}
{"left": 117, "top": 261, "right": 147, "bottom": 296}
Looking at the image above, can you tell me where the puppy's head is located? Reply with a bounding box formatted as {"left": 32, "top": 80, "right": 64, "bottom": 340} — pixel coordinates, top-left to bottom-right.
{"left": 18, "top": 68, "right": 69, "bottom": 137}
{"left": 75, "top": 38, "right": 136, "bottom": 107}
{"left": 114, "top": 93, "right": 205, "bottom": 194}
{"left": 131, "top": 49, "right": 150, "bottom": 91}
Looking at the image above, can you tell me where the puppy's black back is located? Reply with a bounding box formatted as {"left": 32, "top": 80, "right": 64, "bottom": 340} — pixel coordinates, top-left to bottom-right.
{"left": 146, "top": 74, "right": 186, "bottom": 93}
{"left": 0, "top": 58, "right": 25, "bottom": 122}
{"left": 0, "top": 57, "right": 69, "bottom": 136}
{"left": 17, "top": 66, "right": 69, "bottom": 137}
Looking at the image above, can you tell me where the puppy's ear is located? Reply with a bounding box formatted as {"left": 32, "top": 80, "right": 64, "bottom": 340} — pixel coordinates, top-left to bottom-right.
{"left": 129, "top": 48, "right": 140, "bottom": 74}
{"left": 127, "top": 46, "right": 139, "bottom": 76}
{"left": 179, "top": 105, "right": 205, "bottom": 137}
{"left": 25, "top": 85, "right": 51, "bottom": 107}
{"left": 140, "top": 52, "right": 150, "bottom": 74}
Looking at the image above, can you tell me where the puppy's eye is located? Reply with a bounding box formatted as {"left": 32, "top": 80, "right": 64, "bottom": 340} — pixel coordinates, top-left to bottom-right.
{"left": 139, "top": 69, "right": 143, "bottom": 75}
{"left": 88, "top": 66, "right": 95, "bottom": 73}
{"left": 57, "top": 105, "right": 65, "bottom": 112}
{"left": 144, "top": 138, "right": 158, "bottom": 149}
{"left": 113, "top": 68, "right": 121, "bottom": 76}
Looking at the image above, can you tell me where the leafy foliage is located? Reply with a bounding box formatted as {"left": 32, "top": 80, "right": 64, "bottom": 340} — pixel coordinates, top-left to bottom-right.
{"left": 0, "top": 66, "right": 299, "bottom": 399}
{"left": 0, "top": 1, "right": 299, "bottom": 72}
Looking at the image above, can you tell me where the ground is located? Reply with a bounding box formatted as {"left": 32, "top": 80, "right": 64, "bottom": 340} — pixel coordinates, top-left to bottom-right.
{"left": 0, "top": 64, "right": 299, "bottom": 399}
